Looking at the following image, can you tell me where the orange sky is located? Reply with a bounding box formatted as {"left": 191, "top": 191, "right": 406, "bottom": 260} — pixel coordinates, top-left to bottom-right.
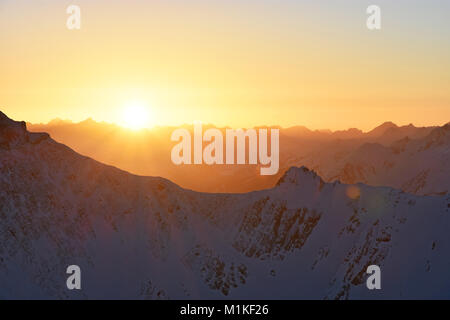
{"left": 1, "top": 0, "right": 449, "bottom": 130}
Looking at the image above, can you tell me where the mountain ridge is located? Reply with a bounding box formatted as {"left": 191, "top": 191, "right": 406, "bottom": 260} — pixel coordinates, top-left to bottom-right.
{"left": 1, "top": 111, "right": 450, "bottom": 299}
{"left": 27, "top": 114, "right": 449, "bottom": 193}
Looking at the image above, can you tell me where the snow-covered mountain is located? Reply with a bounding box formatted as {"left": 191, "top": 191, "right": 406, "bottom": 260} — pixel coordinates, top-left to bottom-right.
{"left": 1, "top": 111, "right": 450, "bottom": 299}
{"left": 303, "top": 124, "right": 450, "bottom": 195}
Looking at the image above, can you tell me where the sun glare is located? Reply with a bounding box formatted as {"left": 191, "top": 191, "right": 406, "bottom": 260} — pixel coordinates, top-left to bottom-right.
{"left": 121, "top": 101, "right": 150, "bottom": 130}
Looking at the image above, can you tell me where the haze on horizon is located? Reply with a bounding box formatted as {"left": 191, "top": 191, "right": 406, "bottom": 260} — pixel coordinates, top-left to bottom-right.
{"left": 1, "top": 0, "right": 450, "bottom": 131}
{"left": 25, "top": 116, "right": 441, "bottom": 135}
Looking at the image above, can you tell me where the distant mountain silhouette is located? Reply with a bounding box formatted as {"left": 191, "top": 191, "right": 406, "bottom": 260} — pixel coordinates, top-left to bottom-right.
{"left": 366, "top": 121, "right": 397, "bottom": 137}
{"left": 28, "top": 117, "right": 449, "bottom": 195}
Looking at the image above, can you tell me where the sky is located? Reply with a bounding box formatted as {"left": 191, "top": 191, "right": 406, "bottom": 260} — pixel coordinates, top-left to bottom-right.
{"left": 1, "top": 0, "right": 449, "bottom": 130}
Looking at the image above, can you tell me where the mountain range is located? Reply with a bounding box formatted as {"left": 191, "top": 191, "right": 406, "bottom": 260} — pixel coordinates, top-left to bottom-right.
{"left": 1, "top": 111, "right": 450, "bottom": 299}
{"left": 28, "top": 118, "right": 449, "bottom": 195}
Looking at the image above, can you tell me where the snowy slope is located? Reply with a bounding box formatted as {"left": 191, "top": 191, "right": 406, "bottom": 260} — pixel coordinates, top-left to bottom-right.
{"left": 1, "top": 111, "right": 450, "bottom": 299}
{"left": 310, "top": 124, "right": 450, "bottom": 195}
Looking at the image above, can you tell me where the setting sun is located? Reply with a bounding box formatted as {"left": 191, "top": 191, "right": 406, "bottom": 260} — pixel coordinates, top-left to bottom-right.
{"left": 121, "top": 101, "right": 150, "bottom": 130}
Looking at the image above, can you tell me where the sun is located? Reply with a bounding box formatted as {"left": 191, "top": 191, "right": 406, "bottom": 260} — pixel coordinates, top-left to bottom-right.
{"left": 121, "top": 101, "right": 150, "bottom": 130}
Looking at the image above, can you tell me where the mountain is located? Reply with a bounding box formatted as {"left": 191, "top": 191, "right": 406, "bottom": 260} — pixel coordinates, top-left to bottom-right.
{"left": 366, "top": 121, "right": 397, "bottom": 138}
{"left": 375, "top": 124, "right": 437, "bottom": 146}
{"left": 311, "top": 124, "right": 450, "bottom": 195}
{"left": 28, "top": 119, "right": 445, "bottom": 194}
{"left": 331, "top": 128, "right": 364, "bottom": 140}
{"left": 1, "top": 111, "right": 450, "bottom": 299}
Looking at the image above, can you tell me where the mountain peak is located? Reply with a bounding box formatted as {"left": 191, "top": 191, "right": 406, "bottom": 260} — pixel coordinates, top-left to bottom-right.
{"left": 380, "top": 121, "right": 397, "bottom": 127}
{"left": 80, "top": 118, "right": 96, "bottom": 124}
{"left": 0, "top": 110, "right": 26, "bottom": 129}
{"left": 332, "top": 128, "right": 363, "bottom": 138}
{"left": 367, "top": 121, "right": 398, "bottom": 137}
{"left": 276, "top": 166, "right": 323, "bottom": 187}
{"left": 0, "top": 111, "right": 49, "bottom": 149}
{"left": 47, "top": 118, "right": 72, "bottom": 126}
